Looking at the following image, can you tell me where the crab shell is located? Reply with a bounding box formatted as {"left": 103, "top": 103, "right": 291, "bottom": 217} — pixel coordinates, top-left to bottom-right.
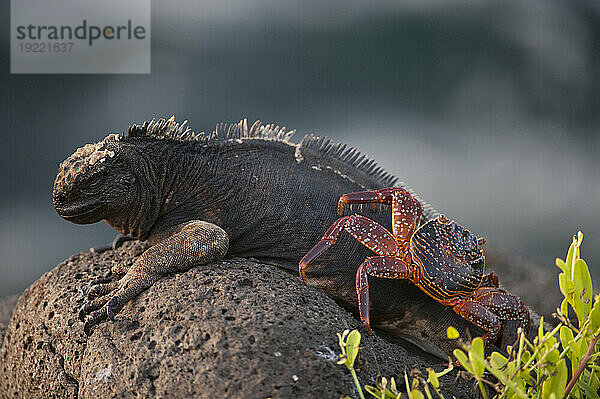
{"left": 409, "top": 216, "right": 485, "bottom": 304}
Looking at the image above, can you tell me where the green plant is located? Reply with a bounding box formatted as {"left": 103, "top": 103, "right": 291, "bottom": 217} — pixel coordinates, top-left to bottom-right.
{"left": 363, "top": 366, "right": 454, "bottom": 399}
{"left": 336, "top": 329, "right": 453, "bottom": 398}
{"left": 338, "top": 329, "right": 366, "bottom": 399}
{"left": 451, "top": 232, "right": 600, "bottom": 398}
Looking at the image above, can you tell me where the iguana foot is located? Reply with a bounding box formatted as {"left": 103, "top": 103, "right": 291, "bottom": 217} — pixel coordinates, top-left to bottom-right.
{"left": 110, "top": 259, "right": 134, "bottom": 280}
{"left": 79, "top": 263, "right": 148, "bottom": 334}
{"left": 77, "top": 259, "right": 131, "bottom": 321}
{"left": 79, "top": 221, "right": 229, "bottom": 335}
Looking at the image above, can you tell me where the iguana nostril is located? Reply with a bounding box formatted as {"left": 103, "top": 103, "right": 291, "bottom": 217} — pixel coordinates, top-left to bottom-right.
{"left": 53, "top": 191, "right": 66, "bottom": 204}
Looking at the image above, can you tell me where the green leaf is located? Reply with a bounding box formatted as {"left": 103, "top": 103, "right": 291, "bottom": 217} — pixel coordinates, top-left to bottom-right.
{"left": 426, "top": 369, "right": 439, "bottom": 389}
{"left": 560, "top": 325, "right": 581, "bottom": 375}
{"left": 559, "top": 273, "right": 575, "bottom": 300}
{"left": 566, "top": 232, "right": 583, "bottom": 272}
{"left": 547, "top": 347, "right": 560, "bottom": 365}
{"left": 453, "top": 349, "right": 473, "bottom": 375}
{"left": 577, "top": 380, "right": 600, "bottom": 399}
{"left": 469, "top": 337, "right": 485, "bottom": 378}
{"left": 408, "top": 389, "right": 424, "bottom": 399}
{"left": 556, "top": 258, "right": 568, "bottom": 274}
{"left": 573, "top": 259, "right": 593, "bottom": 324}
{"left": 374, "top": 380, "right": 397, "bottom": 399}
{"left": 364, "top": 385, "right": 382, "bottom": 398}
{"left": 489, "top": 352, "right": 508, "bottom": 370}
{"left": 520, "top": 350, "right": 531, "bottom": 365}
{"left": 380, "top": 377, "right": 388, "bottom": 393}
{"left": 389, "top": 377, "right": 397, "bottom": 393}
{"left": 338, "top": 329, "right": 349, "bottom": 349}
{"left": 519, "top": 369, "right": 535, "bottom": 386}
{"left": 588, "top": 372, "right": 600, "bottom": 390}
{"left": 345, "top": 330, "right": 361, "bottom": 369}
{"left": 411, "top": 377, "right": 419, "bottom": 390}
{"left": 446, "top": 326, "right": 460, "bottom": 339}
{"left": 538, "top": 316, "right": 545, "bottom": 338}
{"left": 575, "top": 335, "right": 586, "bottom": 354}
{"left": 560, "top": 298, "right": 569, "bottom": 315}
{"left": 589, "top": 294, "right": 600, "bottom": 334}
{"left": 542, "top": 334, "right": 557, "bottom": 353}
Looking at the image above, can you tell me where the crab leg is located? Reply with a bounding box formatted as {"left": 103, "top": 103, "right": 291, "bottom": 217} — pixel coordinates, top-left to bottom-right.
{"left": 299, "top": 216, "right": 351, "bottom": 283}
{"left": 454, "top": 300, "right": 502, "bottom": 347}
{"left": 299, "top": 214, "right": 399, "bottom": 283}
{"left": 453, "top": 287, "right": 529, "bottom": 348}
{"left": 337, "top": 187, "right": 400, "bottom": 215}
{"left": 337, "top": 188, "right": 423, "bottom": 252}
{"left": 480, "top": 271, "right": 499, "bottom": 288}
{"left": 356, "top": 256, "right": 413, "bottom": 333}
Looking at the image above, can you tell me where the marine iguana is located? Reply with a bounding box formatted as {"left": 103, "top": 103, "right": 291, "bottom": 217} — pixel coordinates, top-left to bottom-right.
{"left": 53, "top": 116, "right": 525, "bottom": 358}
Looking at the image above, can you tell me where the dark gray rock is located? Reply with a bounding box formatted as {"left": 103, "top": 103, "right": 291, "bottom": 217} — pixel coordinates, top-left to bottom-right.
{"left": 0, "top": 241, "right": 480, "bottom": 399}
{"left": 486, "top": 248, "right": 561, "bottom": 323}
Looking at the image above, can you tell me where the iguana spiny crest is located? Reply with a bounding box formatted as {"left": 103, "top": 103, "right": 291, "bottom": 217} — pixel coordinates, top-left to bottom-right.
{"left": 54, "top": 116, "right": 436, "bottom": 234}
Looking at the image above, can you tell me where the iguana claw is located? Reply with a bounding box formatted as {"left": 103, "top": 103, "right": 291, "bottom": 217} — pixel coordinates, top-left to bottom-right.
{"left": 90, "top": 276, "right": 112, "bottom": 286}
{"left": 83, "top": 309, "right": 107, "bottom": 336}
{"left": 106, "top": 297, "right": 121, "bottom": 321}
{"left": 79, "top": 296, "right": 109, "bottom": 320}
{"left": 81, "top": 297, "right": 121, "bottom": 335}
{"left": 88, "top": 280, "right": 118, "bottom": 298}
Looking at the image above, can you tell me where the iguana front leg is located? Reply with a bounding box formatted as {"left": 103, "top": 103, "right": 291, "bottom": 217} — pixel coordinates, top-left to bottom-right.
{"left": 79, "top": 220, "right": 229, "bottom": 335}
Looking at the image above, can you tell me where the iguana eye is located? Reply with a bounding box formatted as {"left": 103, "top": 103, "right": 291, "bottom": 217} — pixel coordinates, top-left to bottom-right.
{"left": 119, "top": 176, "right": 135, "bottom": 185}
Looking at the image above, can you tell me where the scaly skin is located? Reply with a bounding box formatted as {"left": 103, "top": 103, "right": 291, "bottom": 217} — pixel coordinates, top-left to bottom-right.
{"left": 53, "top": 116, "right": 527, "bottom": 358}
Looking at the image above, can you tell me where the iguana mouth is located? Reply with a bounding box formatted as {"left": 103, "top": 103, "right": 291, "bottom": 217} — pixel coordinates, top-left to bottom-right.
{"left": 55, "top": 202, "right": 105, "bottom": 224}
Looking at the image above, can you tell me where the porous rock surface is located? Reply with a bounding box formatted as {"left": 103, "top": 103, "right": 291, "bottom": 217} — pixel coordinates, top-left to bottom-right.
{"left": 0, "top": 241, "right": 480, "bottom": 399}
{"left": 0, "top": 296, "right": 18, "bottom": 347}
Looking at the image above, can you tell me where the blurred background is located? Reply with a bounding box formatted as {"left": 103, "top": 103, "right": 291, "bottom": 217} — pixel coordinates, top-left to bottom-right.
{"left": 1, "top": 0, "right": 599, "bottom": 297}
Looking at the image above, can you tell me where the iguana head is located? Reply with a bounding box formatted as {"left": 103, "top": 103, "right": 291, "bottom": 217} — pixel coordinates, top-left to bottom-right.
{"left": 53, "top": 134, "right": 139, "bottom": 225}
